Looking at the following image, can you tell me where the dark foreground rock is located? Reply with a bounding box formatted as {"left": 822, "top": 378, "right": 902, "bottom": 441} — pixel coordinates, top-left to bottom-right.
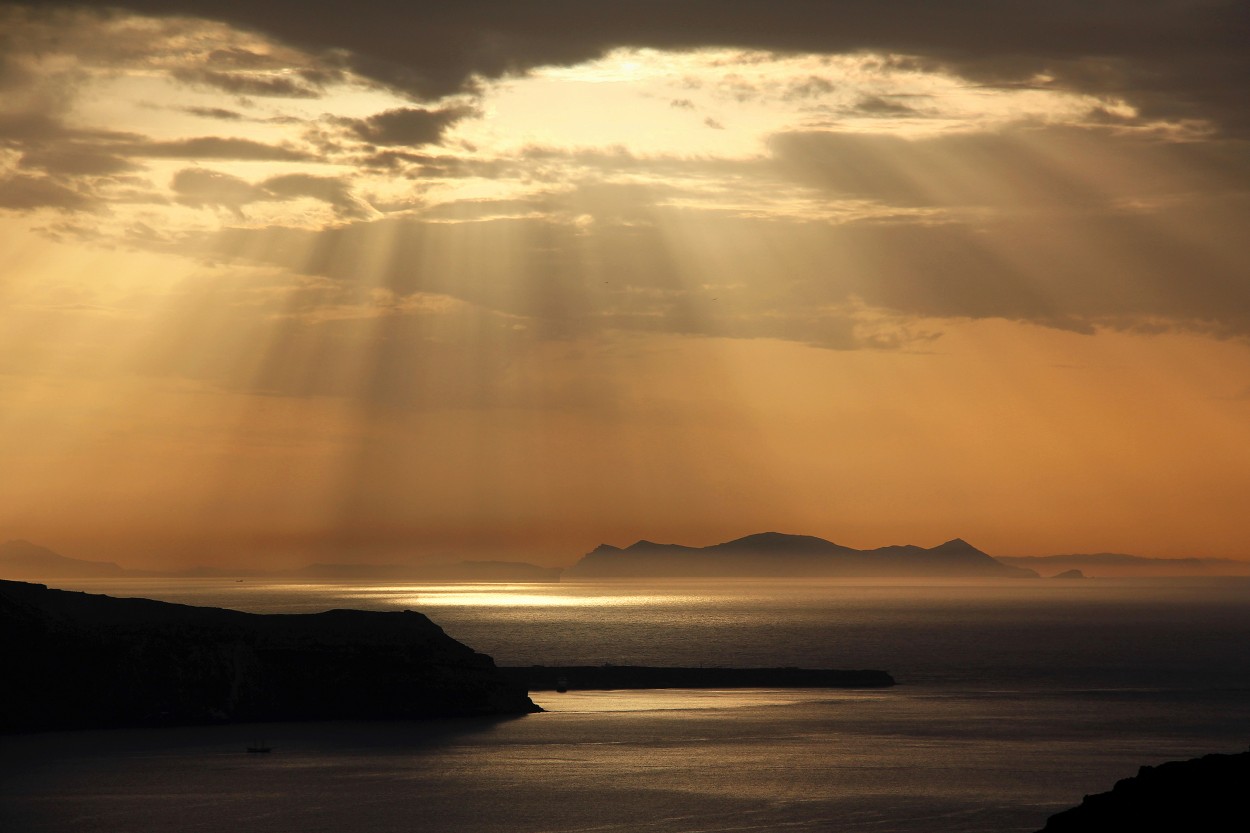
{"left": 1037, "top": 749, "right": 1250, "bottom": 832}
{"left": 501, "top": 665, "right": 894, "bottom": 691}
{"left": 0, "top": 579, "right": 538, "bottom": 732}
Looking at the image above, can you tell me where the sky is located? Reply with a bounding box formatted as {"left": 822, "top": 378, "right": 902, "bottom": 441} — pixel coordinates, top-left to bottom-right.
{"left": 1, "top": 1, "right": 1249, "bottom": 568}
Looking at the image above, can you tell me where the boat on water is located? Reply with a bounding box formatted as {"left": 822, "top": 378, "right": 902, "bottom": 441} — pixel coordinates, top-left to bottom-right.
{"left": 246, "top": 741, "right": 272, "bottom": 754}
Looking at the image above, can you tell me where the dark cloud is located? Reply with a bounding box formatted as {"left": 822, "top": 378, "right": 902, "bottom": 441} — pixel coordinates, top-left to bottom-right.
{"left": 0, "top": 173, "right": 90, "bottom": 210}
{"left": 260, "top": 173, "right": 369, "bottom": 218}
{"left": 170, "top": 168, "right": 366, "bottom": 217}
{"left": 171, "top": 167, "right": 258, "bottom": 212}
{"left": 0, "top": 112, "right": 139, "bottom": 145}
{"left": 358, "top": 149, "right": 461, "bottom": 173}
{"left": 853, "top": 95, "right": 916, "bottom": 115}
{"left": 181, "top": 106, "right": 244, "bottom": 120}
{"left": 767, "top": 125, "right": 1250, "bottom": 211}
{"left": 202, "top": 46, "right": 283, "bottom": 70}
{"left": 18, "top": 146, "right": 137, "bottom": 176}
{"left": 171, "top": 68, "right": 322, "bottom": 98}
{"left": 343, "top": 106, "right": 473, "bottom": 147}
{"left": 89, "top": 1, "right": 1250, "bottom": 135}
{"left": 784, "top": 76, "right": 837, "bottom": 100}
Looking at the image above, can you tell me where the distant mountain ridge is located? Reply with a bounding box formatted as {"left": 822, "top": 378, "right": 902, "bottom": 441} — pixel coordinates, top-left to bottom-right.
{"left": 13, "top": 536, "right": 1243, "bottom": 583}
{"left": 567, "top": 533, "right": 1038, "bottom": 578}
{"left": 0, "top": 540, "right": 127, "bottom": 579}
{"left": 0, "top": 539, "right": 560, "bottom": 583}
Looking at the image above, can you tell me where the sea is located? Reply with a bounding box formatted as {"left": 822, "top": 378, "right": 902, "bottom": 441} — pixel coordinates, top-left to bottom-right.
{"left": 3, "top": 576, "right": 1249, "bottom": 833}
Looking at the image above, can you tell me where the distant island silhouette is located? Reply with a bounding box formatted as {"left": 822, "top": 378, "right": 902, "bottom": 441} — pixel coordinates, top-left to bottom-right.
{"left": 566, "top": 532, "right": 1039, "bottom": 578}
{"left": 998, "top": 553, "right": 1250, "bottom": 578}
{"left": 6, "top": 536, "right": 1246, "bottom": 583}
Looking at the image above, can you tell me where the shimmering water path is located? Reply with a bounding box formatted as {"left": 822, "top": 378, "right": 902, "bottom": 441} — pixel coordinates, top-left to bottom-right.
{"left": 3, "top": 577, "right": 1248, "bottom": 832}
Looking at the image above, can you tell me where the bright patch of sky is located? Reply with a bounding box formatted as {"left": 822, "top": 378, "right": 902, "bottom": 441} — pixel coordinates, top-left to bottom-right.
{"left": 1, "top": 10, "right": 1145, "bottom": 239}
{"left": 457, "top": 48, "right": 1133, "bottom": 157}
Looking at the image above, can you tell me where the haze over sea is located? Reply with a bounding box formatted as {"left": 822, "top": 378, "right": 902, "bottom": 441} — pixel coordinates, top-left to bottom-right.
{"left": 3, "top": 577, "right": 1249, "bottom": 832}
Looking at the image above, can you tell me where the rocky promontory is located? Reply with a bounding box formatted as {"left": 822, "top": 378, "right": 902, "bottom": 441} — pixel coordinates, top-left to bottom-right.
{"left": 1037, "top": 749, "right": 1250, "bottom": 831}
{"left": 0, "top": 579, "right": 538, "bottom": 732}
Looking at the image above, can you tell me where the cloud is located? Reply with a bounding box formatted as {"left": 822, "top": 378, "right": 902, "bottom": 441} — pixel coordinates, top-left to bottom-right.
{"left": 343, "top": 106, "right": 473, "bottom": 147}
{"left": 260, "top": 173, "right": 370, "bottom": 218}
{"left": 6, "top": 2, "right": 1249, "bottom": 349}
{"left": 186, "top": 136, "right": 1250, "bottom": 346}
{"left": 201, "top": 46, "right": 289, "bottom": 71}
{"left": 171, "top": 68, "right": 323, "bottom": 98}
{"left": 170, "top": 168, "right": 367, "bottom": 217}
{"left": 171, "top": 168, "right": 259, "bottom": 213}
{"left": 358, "top": 149, "right": 464, "bottom": 174}
{"left": 0, "top": 173, "right": 90, "bottom": 210}
{"left": 0, "top": 112, "right": 138, "bottom": 145}
{"left": 784, "top": 76, "right": 836, "bottom": 100}
{"left": 767, "top": 125, "right": 1250, "bottom": 211}
{"left": 184, "top": 208, "right": 894, "bottom": 351}
{"left": 853, "top": 95, "right": 916, "bottom": 115}
{"left": 181, "top": 106, "right": 244, "bottom": 121}
{"left": 127, "top": 137, "right": 311, "bottom": 161}
{"left": 18, "top": 146, "right": 138, "bottom": 177}
{"left": 90, "top": 1, "right": 1250, "bottom": 136}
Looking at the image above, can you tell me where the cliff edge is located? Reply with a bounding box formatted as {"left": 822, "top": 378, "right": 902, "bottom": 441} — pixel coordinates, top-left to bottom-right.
{"left": 1037, "top": 749, "right": 1250, "bottom": 831}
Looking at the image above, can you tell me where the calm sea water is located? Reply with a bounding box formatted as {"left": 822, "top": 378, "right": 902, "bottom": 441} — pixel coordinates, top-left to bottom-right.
{"left": 3, "top": 577, "right": 1249, "bottom": 832}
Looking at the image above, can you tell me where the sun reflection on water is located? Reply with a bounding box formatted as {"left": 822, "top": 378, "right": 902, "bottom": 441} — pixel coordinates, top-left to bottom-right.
{"left": 336, "top": 584, "right": 711, "bottom": 608}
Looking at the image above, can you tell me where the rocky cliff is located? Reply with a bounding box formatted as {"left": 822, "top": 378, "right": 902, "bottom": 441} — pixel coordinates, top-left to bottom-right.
{"left": 0, "top": 579, "right": 538, "bottom": 732}
{"left": 1037, "top": 749, "right": 1250, "bottom": 831}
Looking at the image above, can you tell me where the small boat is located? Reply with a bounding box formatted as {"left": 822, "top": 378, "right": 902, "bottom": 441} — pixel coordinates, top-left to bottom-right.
{"left": 246, "top": 741, "right": 272, "bottom": 753}
{"left": 555, "top": 676, "right": 568, "bottom": 693}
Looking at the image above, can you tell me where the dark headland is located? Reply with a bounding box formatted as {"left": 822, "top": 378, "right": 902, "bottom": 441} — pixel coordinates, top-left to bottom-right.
{"left": 0, "top": 579, "right": 539, "bottom": 732}
{"left": 1, "top": 579, "right": 897, "bottom": 733}
{"left": 1036, "top": 749, "right": 1250, "bottom": 832}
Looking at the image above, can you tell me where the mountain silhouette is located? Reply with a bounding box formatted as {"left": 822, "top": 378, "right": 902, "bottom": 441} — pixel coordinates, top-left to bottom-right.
{"left": 0, "top": 540, "right": 126, "bottom": 579}
{"left": 568, "top": 533, "right": 1037, "bottom": 578}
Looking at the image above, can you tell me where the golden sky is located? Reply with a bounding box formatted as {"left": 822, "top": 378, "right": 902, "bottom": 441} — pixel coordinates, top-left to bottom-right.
{"left": 2, "top": 2, "right": 1249, "bottom": 567}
